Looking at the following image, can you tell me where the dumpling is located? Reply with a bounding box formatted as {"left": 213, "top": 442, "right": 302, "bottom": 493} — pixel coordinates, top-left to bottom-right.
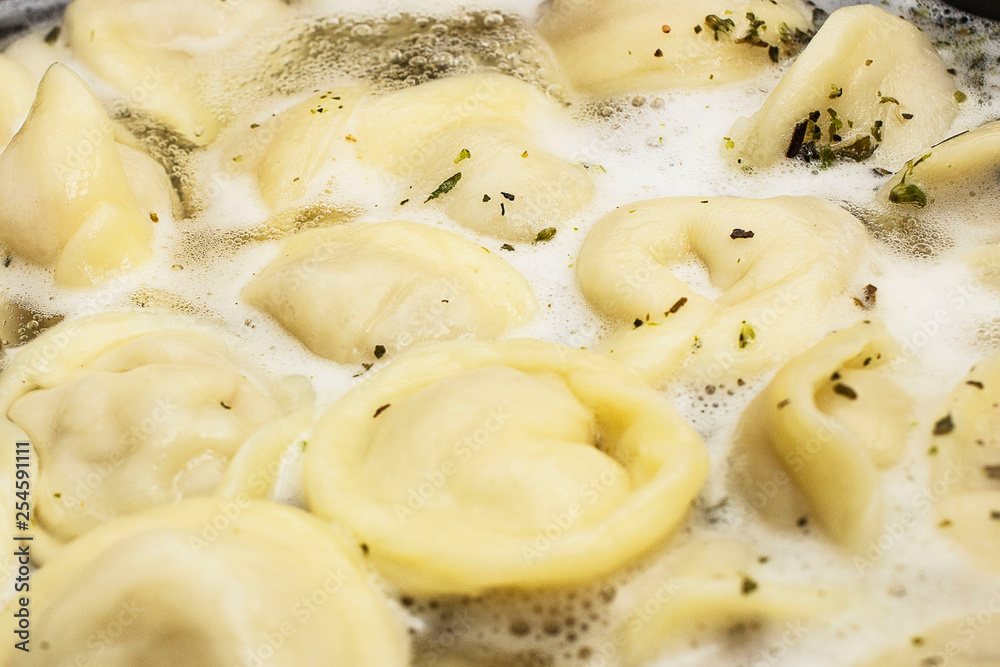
{"left": 243, "top": 222, "right": 538, "bottom": 363}
{"left": 0, "top": 64, "right": 155, "bottom": 287}
{"left": 730, "top": 320, "right": 913, "bottom": 551}
{"left": 861, "top": 613, "right": 1000, "bottom": 667}
{"left": 406, "top": 125, "right": 594, "bottom": 241}
{"left": 0, "top": 499, "right": 410, "bottom": 666}
{"left": 726, "top": 5, "right": 957, "bottom": 170}
{"left": 576, "top": 196, "right": 869, "bottom": 382}
{"left": 305, "top": 338, "right": 709, "bottom": 595}
{"left": 0, "top": 55, "right": 33, "bottom": 151}
{"left": 538, "top": 0, "right": 815, "bottom": 95}
{"left": 616, "top": 539, "right": 843, "bottom": 665}
{"left": 63, "top": 0, "right": 288, "bottom": 145}
{"left": 0, "top": 312, "right": 308, "bottom": 557}
{"left": 930, "top": 351, "right": 1000, "bottom": 574}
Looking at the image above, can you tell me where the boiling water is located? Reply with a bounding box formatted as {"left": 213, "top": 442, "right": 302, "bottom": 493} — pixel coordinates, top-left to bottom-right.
{"left": 3, "top": 0, "right": 1000, "bottom": 665}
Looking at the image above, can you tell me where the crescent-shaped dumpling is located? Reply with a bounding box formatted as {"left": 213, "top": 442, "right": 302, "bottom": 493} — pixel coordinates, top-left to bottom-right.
{"left": 0, "top": 64, "right": 156, "bottom": 286}
{"left": 305, "top": 338, "right": 708, "bottom": 595}
{"left": 727, "top": 5, "right": 957, "bottom": 170}
{"left": 538, "top": 0, "right": 814, "bottom": 95}
{"left": 0, "top": 55, "right": 33, "bottom": 151}
{"left": 0, "top": 312, "right": 304, "bottom": 557}
{"left": 63, "top": 0, "right": 288, "bottom": 145}
{"left": 0, "top": 499, "right": 410, "bottom": 666}
{"left": 731, "top": 320, "right": 913, "bottom": 551}
{"left": 930, "top": 351, "right": 1000, "bottom": 574}
{"left": 576, "top": 196, "right": 869, "bottom": 382}
{"left": 243, "top": 221, "right": 538, "bottom": 364}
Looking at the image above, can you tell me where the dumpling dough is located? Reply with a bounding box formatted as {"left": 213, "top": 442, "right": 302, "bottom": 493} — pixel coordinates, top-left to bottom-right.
{"left": 727, "top": 5, "right": 957, "bottom": 170}
{"left": 64, "top": 0, "right": 288, "bottom": 145}
{"left": 616, "top": 539, "right": 844, "bottom": 665}
{"left": 576, "top": 196, "right": 869, "bottom": 382}
{"left": 731, "top": 320, "right": 913, "bottom": 551}
{"left": 243, "top": 222, "right": 538, "bottom": 363}
{"left": 538, "top": 0, "right": 814, "bottom": 95}
{"left": 305, "top": 338, "right": 709, "bottom": 595}
{"left": 0, "top": 312, "right": 298, "bottom": 555}
{"left": 861, "top": 613, "right": 1000, "bottom": 667}
{"left": 0, "top": 55, "right": 33, "bottom": 151}
{"left": 407, "top": 125, "right": 594, "bottom": 241}
{"left": 0, "top": 64, "right": 155, "bottom": 287}
{"left": 0, "top": 499, "right": 410, "bottom": 666}
{"left": 930, "top": 351, "right": 1000, "bottom": 574}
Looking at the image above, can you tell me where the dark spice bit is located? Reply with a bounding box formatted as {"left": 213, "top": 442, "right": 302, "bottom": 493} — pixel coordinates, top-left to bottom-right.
{"left": 730, "top": 229, "right": 755, "bottom": 239}
{"left": 373, "top": 404, "right": 391, "bottom": 418}
{"left": 149, "top": 212, "right": 159, "bottom": 223}
{"left": 902, "top": 113, "right": 914, "bottom": 120}
{"left": 991, "top": 510, "right": 1000, "bottom": 521}
{"left": 933, "top": 414, "right": 955, "bottom": 436}
{"left": 854, "top": 284, "right": 877, "bottom": 310}
{"left": 654, "top": 48, "right": 663, "bottom": 57}
{"left": 220, "top": 401, "right": 232, "bottom": 410}
{"left": 694, "top": 25, "right": 703, "bottom": 34}
{"left": 662, "top": 25, "right": 671, "bottom": 33}
{"left": 535, "top": 227, "right": 557, "bottom": 243}
{"left": 633, "top": 319, "right": 644, "bottom": 328}
{"left": 501, "top": 192, "right": 515, "bottom": 201}
{"left": 483, "top": 194, "right": 491, "bottom": 202}
{"left": 360, "top": 543, "right": 369, "bottom": 555}
{"left": 739, "top": 322, "right": 756, "bottom": 349}
{"left": 374, "top": 345, "right": 387, "bottom": 359}
{"left": 967, "top": 380, "right": 985, "bottom": 390}
{"left": 831, "top": 371, "right": 841, "bottom": 381}
{"left": 425, "top": 172, "right": 462, "bottom": 202}
{"left": 500, "top": 202, "right": 506, "bottom": 216}
{"left": 797, "top": 516, "right": 809, "bottom": 527}
{"left": 983, "top": 465, "right": 1000, "bottom": 480}
{"left": 833, "top": 383, "right": 858, "bottom": 400}
{"left": 44, "top": 26, "right": 60, "bottom": 44}
{"left": 829, "top": 86, "right": 844, "bottom": 99}
{"left": 2, "top": 257, "right": 10, "bottom": 268}
{"left": 667, "top": 296, "right": 688, "bottom": 315}
{"left": 777, "top": 398, "right": 791, "bottom": 409}
{"left": 399, "top": 199, "right": 409, "bottom": 206}
{"left": 768, "top": 45, "right": 779, "bottom": 63}
{"left": 500, "top": 243, "right": 515, "bottom": 251}
{"left": 740, "top": 575, "right": 759, "bottom": 596}
{"left": 250, "top": 123, "right": 260, "bottom": 129}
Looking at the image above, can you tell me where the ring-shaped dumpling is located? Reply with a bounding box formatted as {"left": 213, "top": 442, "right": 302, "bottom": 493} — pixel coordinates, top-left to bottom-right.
{"left": 243, "top": 221, "right": 538, "bottom": 363}
{"left": 305, "top": 338, "right": 709, "bottom": 595}
{"left": 0, "top": 312, "right": 304, "bottom": 556}
{"left": 726, "top": 5, "right": 957, "bottom": 170}
{"left": 930, "top": 351, "right": 1000, "bottom": 574}
{"left": 0, "top": 499, "right": 410, "bottom": 666}
{"left": 64, "top": 0, "right": 288, "bottom": 145}
{"left": 576, "top": 196, "right": 869, "bottom": 382}
{"left": 538, "top": 0, "right": 814, "bottom": 95}
{"left": 0, "top": 64, "right": 158, "bottom": 287}
{"left": 731, "top": 319, "right": 912, "bottom": 551}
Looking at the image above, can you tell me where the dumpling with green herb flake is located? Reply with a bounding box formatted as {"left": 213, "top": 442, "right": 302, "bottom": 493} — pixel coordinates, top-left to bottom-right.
{"left": 616, "top": 539, "right": 845, "bottom": 665}
{"left": 0, "top": 64, "right": 155, "bottom": 287}
{"left": 537, "top": 0, "right": 814, "bottom": 96}
{"left": 410, "top": 125, "right": 594, "bottom": 241}
{"left": 0, "top": 499, "right": 410, "bottom": 666}
{"left": 243, "top": 222, "right": 538, "bottom": 364}
{"left": 731, "top": 320, "right": 913, "bottom": 553}
{"left": 64, "top": 0, "right": 288, "bottom": 145}
{"left": 0, "top": 312, "right": 309, "bottom": 559}
{"left": 576, "top": 196, "right": 869, "bottom": 383}
{"left": 0, "top": 55, "right": 33, "bottom": 151}
{"left": 726, "top": 4, "right": 957, "bottom": 170}
{"left": 305, "top": 338, "right": 708, "bottom": 595}
{"left": 929, "top": 351, "right": 1000, "bottom": 575}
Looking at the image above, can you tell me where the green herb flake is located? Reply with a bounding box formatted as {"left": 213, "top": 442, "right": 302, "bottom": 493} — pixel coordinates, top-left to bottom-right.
{"left": 724, "top": 137, "right": 735, "bottom": 150}
{"left": 704, "top": 14, "right": 735, "bottom": 40}
{"left": 933, "top": 414, "right": 954, "bottom": 436}
{"left": 483, "top": 194, "right": 491, "bottom": 202}
{"left": 425, "top": 172, "right": 462, "bottom": 202}
{"left": 455, "top": 148, "right": 472, "bottom": 163}
{"left": 888, "top": 182, "right": 927, "bottom": 207}
{"left": 838, "top": 135, "right": 876, "bottom": 162}
{"left": 535, "top": 227, "right": 558, "bottom": 243}
{"left": 739, "top": 322, "right": 756, "bottom": 349}
{"left": 829, "top": 85, "right": 844, "bottom": 99}
{"left": 149, "top": 212, "right": 159, "bottom": 223}
{"left": 521, "top": 151, "right": 529, "bottom": 158}
{"left": 740, "top": 575, "right": 759, "bottom": 596}
{"left": 955, "top": 91, "right": 968, "bottom": 103}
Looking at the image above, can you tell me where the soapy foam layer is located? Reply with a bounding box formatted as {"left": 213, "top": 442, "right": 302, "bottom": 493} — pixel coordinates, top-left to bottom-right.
{"left": 3, "top": 0, "right": 1000, "bottom": 665}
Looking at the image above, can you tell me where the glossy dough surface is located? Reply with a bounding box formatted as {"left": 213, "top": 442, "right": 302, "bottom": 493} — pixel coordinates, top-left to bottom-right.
{"left": 305, "top": 338, "right": 709, "bottom": 595}
{"left": 244, "top": 221, "right": 538, "bottom": 363}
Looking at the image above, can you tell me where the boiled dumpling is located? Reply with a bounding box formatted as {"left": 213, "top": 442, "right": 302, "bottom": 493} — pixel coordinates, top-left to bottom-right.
{"left": 538, "top": 0, "right": 814, "bottom": 95}
{"left": 0, "top": 312, "right": 307, "bottom": 557}
{"left": 243, "top": 221, "right": 538, "bottom": 363}
{"left": 0, "top": 499, "right": 410, "bottom": 666}
{"left": 576, "top": 196, "right": 869, "bottom": 382}
{"left": 64, "top": 0, "right": 288, "bottom": 145}
{"left": 0, "top": 64, "right": 155, "bottom": 286}
{"left": 731, "top": 320, "right": 913, "bottom": 551}
{"left": 930, "top": 350, "right": 1000, "bottom": 574}
{"left": 305, "top": 338, "right": 708, "bottom": 595}
{"left": 727, "top": 5, "right": 957, "bottom": 170}
{"left": 861, "top": 613, "right": 1000, "bottom": 667}
{"left": 0, "top": 55, "right": 33, "bottom": 151}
